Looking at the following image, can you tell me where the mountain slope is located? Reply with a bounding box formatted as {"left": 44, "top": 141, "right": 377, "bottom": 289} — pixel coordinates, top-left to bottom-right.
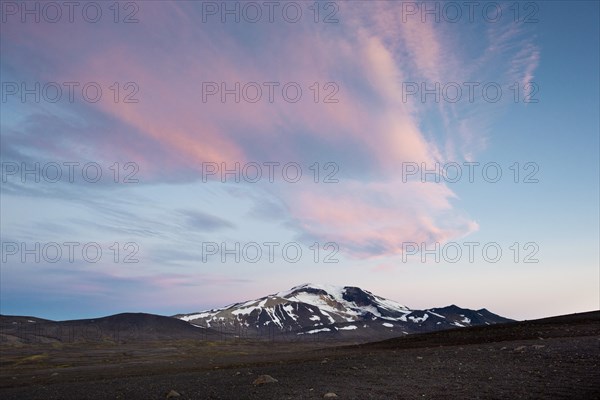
{"left": 0, "top": 313, "right": 216, "bottom": 344}
{"left": 176, "top": 283, "right": 512, "bottom": 340}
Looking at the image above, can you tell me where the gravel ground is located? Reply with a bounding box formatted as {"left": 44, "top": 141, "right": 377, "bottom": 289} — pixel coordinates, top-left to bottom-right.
{"left": 1, "top": 312, "right": 598, "bottom": 399}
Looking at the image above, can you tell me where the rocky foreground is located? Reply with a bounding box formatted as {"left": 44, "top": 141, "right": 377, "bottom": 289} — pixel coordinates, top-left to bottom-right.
{"left": 0, "top": 311, "right": 598, "bottom": 399}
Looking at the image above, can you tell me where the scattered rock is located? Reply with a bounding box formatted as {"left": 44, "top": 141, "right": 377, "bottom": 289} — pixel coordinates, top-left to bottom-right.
{"left": 321, "top": 359, "right": 329, "bottom": 364}
{"left": 324, "top": 393, "right": 338, "bottom": 398}
{"left": 166, "top": 390, "right": 181, "bottom": 398}
{"left": 417, "top": 356, "right": 423, "bottom": 360}
{"left": 253, "top": 375, "right": 278, "bottom": 385}
{"left": 514, "top": 346, "right": 527, "bottom": 351}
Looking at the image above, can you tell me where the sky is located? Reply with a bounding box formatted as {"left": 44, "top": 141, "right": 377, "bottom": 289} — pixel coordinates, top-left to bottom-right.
{"left": 1, "top": 1, "right": 598, "bottom": 321}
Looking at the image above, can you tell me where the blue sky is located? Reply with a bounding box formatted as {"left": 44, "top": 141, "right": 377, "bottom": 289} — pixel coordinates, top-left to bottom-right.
{"left": 1, "top": 1, "right": 598, "bottom": 321}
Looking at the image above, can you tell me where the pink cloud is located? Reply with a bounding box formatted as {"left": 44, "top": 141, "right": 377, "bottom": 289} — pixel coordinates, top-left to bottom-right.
{"left": 5, "top": 2, "right": 535, "bottom": 259}
{"left": 282, "top": 179, "right": 478, "bottom": 258}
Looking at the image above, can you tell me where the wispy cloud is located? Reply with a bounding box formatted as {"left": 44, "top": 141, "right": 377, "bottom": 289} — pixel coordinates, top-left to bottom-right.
{"left": 1, "top": 1, "right": 539, "bottom": 261}
{"left": 179, "top": 209, "right": 235, "bottom": 232}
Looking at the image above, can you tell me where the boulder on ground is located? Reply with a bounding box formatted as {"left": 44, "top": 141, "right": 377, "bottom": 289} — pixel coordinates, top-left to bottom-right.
{"left": 253, "top": 374, "right": 278, "bottom": 385}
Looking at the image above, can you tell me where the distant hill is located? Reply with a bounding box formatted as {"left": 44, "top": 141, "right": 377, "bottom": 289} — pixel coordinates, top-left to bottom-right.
{"left": 0, "top": 312, "right": 216, "bottom": 344}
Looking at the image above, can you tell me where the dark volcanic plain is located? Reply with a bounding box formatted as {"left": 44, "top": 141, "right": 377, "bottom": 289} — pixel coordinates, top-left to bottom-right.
{"left": 1, "top": 311, "right": 598, "bottom": 399}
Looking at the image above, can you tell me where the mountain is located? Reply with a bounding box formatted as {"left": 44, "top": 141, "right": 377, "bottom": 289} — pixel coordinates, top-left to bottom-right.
{"left": 175, "top": 283, "right": 513, "bottom": 340}
{"left": 1, "top": 285, "right": 513, "bottom": 345}
{"left": 0, "top": 313, "right": 217, "bottom": 345}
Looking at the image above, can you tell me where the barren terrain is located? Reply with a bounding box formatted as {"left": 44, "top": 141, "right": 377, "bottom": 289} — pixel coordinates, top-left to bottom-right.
{"left": 1, "top": 311, "right": 598, "bottom": 399}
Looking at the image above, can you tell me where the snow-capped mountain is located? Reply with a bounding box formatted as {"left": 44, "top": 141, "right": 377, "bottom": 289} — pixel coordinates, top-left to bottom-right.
{"left": 175, "top": 284, "right": 512, "bottom": 339}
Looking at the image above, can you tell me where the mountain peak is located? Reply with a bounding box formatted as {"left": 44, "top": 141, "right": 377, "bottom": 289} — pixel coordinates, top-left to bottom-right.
{"left": 279, "top": 283, "right": 344, "bottom": 295}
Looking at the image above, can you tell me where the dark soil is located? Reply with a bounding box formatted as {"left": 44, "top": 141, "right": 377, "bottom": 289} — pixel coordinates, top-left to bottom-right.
{"left": 1, "top": 311, "right": 598, "bottom": 399}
